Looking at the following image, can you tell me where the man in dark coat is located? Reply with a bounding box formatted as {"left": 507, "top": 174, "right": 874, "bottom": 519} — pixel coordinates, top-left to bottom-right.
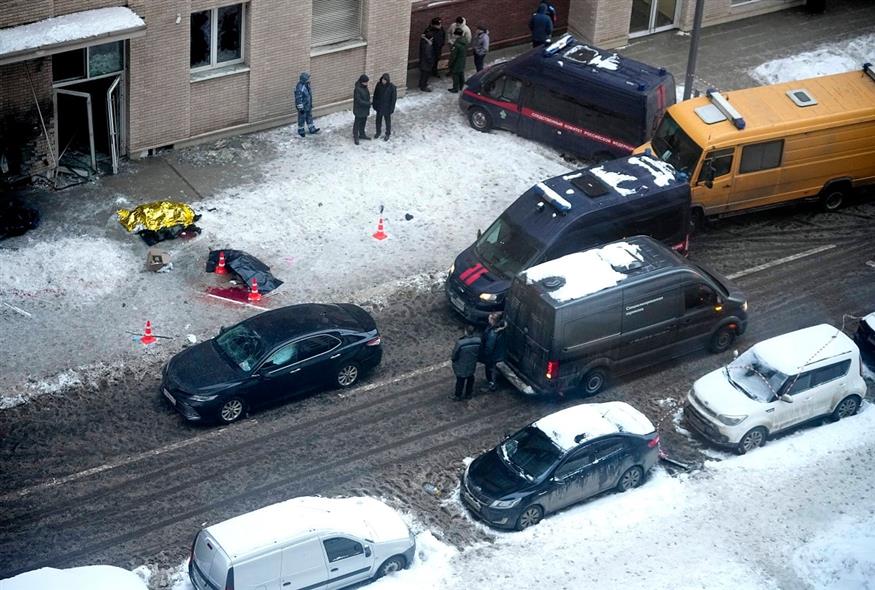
{"left": 447, "top": 28, "right": 468, "bottom": 93}
{"left": 429, "top": 17, "right": 446, "bottom": 77}
{"left": 372, "top": 73, "right": 397, "bottom": 141}
{"left": 294, "top": 72, "right": 319, "bottom": 137}
{"left": 418, "top": 29, "right": 435, "bottom": 92}
{"left": 479, "top": 312, "right": 507, "bottom": 391}
{"left": 352, "top": 74, "right": 371, "bottom": 145}
{"left": 529, "top": 3, "right": 553, "bottom": 47}
{"left": 452, "top": 325, "right": 481, "bottom": 400}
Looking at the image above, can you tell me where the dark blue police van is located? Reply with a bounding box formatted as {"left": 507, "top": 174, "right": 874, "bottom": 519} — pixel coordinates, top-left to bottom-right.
{"left": 445, "top": 154, "right": 690, "bottom": 323}
{"left": 459, "top": 34, "right": 675, "bottom": 160}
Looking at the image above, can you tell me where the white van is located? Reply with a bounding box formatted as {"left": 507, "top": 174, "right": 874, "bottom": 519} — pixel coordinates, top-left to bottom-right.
{"left": 684, "top": 324, "right": 867, "bottom": 455}
{"left": 189, "top": 497, "right": 416, "bottom": 590}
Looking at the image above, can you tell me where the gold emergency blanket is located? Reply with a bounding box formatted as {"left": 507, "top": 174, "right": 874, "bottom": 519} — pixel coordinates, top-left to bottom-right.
{"left": 117, "top": 201, "right": 196, "bottom": 232}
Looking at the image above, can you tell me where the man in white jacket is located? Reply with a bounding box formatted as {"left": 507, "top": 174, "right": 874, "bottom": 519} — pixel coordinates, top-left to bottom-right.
{"left": 447, "top": 16, "right": 472, "bottom": 47}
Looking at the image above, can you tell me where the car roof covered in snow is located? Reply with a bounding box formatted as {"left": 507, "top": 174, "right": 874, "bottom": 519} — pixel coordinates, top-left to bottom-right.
{"left": 521, "top": 235, "right": 681, "bottom": 304}
{"left": 752, "top": 324, "right": 857, "bottom": 375}
{"left": 205, "top": 496, "right": 408, "bottom": 561}
{"left": 241, "top": 303, "right": 367, "bottom": 343}
{"left": 533, "top": 401, "right": 655, "bottom": 452}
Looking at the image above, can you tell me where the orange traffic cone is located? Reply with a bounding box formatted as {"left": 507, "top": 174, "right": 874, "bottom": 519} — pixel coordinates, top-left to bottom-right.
{"left": 215, "top": 251, "right": 228, "bottom": 275}
{"left": 372, "top": 217, "right": 388, "bottom": 241}
{"left": 141, "top": 320, "right": 157, "bottom": 345}
{"left": 248, "top": 278, "right": 262, "bottom": 302}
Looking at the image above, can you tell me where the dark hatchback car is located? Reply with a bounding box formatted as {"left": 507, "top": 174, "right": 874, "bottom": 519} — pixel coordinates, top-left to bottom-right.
{"left": 853, "top": 312, "right": 875, "bottom": 371}
{"left": 461, "top": 402, "right": 659, "bottom": 531}
{"left": 161, "top": 303, "right": 382, "bottom": 424}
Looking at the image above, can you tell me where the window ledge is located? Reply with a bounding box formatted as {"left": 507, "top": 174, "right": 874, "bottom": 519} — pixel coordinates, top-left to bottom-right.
{"left": 190, "top": 63, "right": 250, "bottom": 83}
{"left": 310, "top": 39, "right": 367, "bottom": 58}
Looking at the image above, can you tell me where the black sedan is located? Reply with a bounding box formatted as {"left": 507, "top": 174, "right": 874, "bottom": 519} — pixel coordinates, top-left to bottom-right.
{"left": 161, "top": 303, "right": 382, "bottom": 424}
{"left": 461, "top": 402, "right": 659, "bottom": 530}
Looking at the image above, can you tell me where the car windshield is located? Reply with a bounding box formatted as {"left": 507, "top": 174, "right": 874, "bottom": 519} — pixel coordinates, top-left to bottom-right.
{"left": 650, "top": 113, "right": 702, "bottom": 178}
{"left": 474, "top": 213, "right": 543, "bottom": 277}
{"left": 214, "top": 323, "right": 265, "bottom": 372}
{"left": 498, "top": 426, "right": 562, "bottom": 481}
{"left": 725, "top": 348, "right": 788, "bottom": 402}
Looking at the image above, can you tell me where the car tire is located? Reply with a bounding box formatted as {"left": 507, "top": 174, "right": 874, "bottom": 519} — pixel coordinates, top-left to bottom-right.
{"left": 515, "top": 504, "right": 544, "bottom": 531}
{"left": 375, "top": 555, "right": 406, "bottom": 578}
{"left": 580, "top": 368, "right": 608, "bottom": 396}
{"left": 336, "top": 362, "right": 360, "bottom": 388}
{"left": 468, "top": 106, "right": 492, "bottom": 132}
{"left": 689, "top": 208, "right": 706, "bottom": 234}
{"left": 829, "top": 395, "right": 861, "bottom": 422}
{"left": 616, "top": 466, "right": 644, "bottom": 492}
{"left": 708, "top": 327, "right": 736, "bottom": 354}
{"left": 736, "top": 426, "right": 767, "bottom": 455}
{"left": 819, "top": 186, "right": 847, "bottom": 212}
{"left": 218, "top": 398, "right": 245, "bottom": 424}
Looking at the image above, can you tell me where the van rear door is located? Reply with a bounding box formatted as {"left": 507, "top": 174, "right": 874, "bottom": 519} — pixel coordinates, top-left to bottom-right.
{"left": 505, "top": 286, "right": 555, "bottom": 392}
{"left": 191, "top": 531, "right": 232, "bottom": 590}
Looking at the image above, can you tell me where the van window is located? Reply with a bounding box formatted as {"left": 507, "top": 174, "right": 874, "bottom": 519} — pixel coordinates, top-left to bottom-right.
{"left": 651, "top": 113, "right": 703, "bottom": 176}
{"left": 697, "top": 148, "right": 734, "bottom": 183}
{"left": 323, "top": 537, "right": 364, "bottom": 562}
{"left": 684, "top": 283, "right": 717, "bottom": 311}
{"left": 475, "top": 214, "right": 543, "bottom": 276}
{"left": 739, "top": 140, "right": 783, "bottom": 173}
{"left": 486, "top": 75, "right": 522, "bottom": 103}
{"left": 622, "top": 289, "right": 680, "bottom": 331}
{"left": 811, "top": 360, "right": 851, "bottom": 386}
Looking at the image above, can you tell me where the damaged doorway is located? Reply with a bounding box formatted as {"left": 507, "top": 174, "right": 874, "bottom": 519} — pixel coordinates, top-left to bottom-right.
{"left": 52, "top": 41, "right": 126, "bottom": 177}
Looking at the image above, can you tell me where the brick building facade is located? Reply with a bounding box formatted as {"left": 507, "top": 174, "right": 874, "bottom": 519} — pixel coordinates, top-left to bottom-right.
{"left": 0, "top": 1, "right": 410, "bottom": 182}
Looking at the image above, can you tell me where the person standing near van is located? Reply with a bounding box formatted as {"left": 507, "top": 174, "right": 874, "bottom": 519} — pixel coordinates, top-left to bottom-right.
{"left": 428, "top": 17, "right": 446, "bottom": 77}
{"left": 294, "top": 72, "right": 319, "bottom": 138}
{"left": 544, "top": 2, "right": 558, "bottom": 25}
{"left": 479, "top": 312, "right": 507, "bottom": 391}
{"left": 419, "top": 28, "right": 435, "bottom": 91}
{"left": 472, "top": 24, "right": 490, "bottom": 72}
{"left": 352, "top": 74, "right": 371, "bottom": 145}
{"left": 447, "top": 28, "right": 468, "bottom": 93}
{"left": 452, "top": 325, "right": 481, "bottom": 400}
{"left": 448, "top": 16, "right": 472, "bottom": 47}
{"left": 372, "top": 73, "right": 396, "bottom": 141}
{"left": 529, "top": 3, "right": 553, "bottom": 47}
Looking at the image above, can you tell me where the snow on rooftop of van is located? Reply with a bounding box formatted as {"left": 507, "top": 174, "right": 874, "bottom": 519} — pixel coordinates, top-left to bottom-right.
{"left": 524, "top": 241, "right": 642, "bottom": 303}
{"left": 534, "top": 402, "right": 655, "bottom": 451}
{"left": 564, "top": 44, "right": 621, "bottom": 71}
{"left": 746, "top": 324, "right": 855, "bottom": 375}
{"left": 628, "top": 156, "right": 676, "bottom": 187}
{"left": 206, "top": 496, "right": 408, "bottom": 558}
{"left": 587, "top": 167, "right": 637, "bottom": 196}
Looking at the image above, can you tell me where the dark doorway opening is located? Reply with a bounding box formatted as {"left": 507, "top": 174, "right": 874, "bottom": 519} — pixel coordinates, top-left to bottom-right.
{"left": 55, "top": 75, "right": 121, "bottom": 176}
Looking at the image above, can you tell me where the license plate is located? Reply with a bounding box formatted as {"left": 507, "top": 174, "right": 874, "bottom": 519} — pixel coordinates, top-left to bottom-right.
{"left": 450, "top": 294, "right": 465, "bottom": 312}
{"left": 163, "top": 389, "right": 176, "bottom": 405}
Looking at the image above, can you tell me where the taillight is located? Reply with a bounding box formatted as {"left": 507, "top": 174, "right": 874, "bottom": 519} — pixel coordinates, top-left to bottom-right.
{"left": 366, "top": 336, "right": 381, "bottom": 346}
{"left": 225, "top": 567, "right": 234, "bottom": 590}
{"left": 546, "top": 360, "right": 559, "bottom": 380}
{"left": 648, "top": 434, "right": 660, "bottom": 448}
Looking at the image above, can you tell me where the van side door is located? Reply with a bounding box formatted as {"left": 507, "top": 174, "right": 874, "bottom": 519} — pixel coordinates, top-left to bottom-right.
{"left": 619, "top": 284, "right": 683, "bottom": 370}
{"left": 727, "top": 140, "right": 784, "bottom": 213}
{"left": 520, "top": 87, "right": 588, "bottom": 155}
{"left": 480, "top": 74, "right": 524, "bottom": 132}
{"left": 321, "top": 536, "right": 375, "bottom": 589}
{"left": 677, "top": 281, "right": 722, "bottom": 351}
{"left": 281, "top": 538, "right": 328, "bottom": 590}
{"left": 693, "top": 148, "right": 735, "bottom": 215}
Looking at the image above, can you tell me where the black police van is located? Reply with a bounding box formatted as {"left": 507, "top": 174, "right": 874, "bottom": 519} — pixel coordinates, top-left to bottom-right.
{"left": 459, "top": 34, "right": 675, "bottom": 160}
{"left": 445, "top": 154, "right": 690, "bottom": 323}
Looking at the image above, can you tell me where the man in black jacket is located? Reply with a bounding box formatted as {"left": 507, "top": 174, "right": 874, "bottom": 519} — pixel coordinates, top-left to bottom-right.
{"left": 479, "top": 312, "right": 507, "bottom": 392}
{"left": 452, "top": 325, "right": 481, "bottom": 400}
{"left": 352, "top": 74, "right": 371, "bottom": 145}
{"left": 428, "top": 17, "right": 446, "bottom": 77}
{"left": 372, "top": 73, "right": 397, "bottom": 140}
{"left": 418, "top": 29, "right": 435, "bottom": 92}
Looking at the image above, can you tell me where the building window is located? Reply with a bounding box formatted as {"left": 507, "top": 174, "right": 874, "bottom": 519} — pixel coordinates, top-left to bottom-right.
{"left": 312, "top": 0, "right": 362, "bottom": 47}
{"left": 52, "top": 41, "right": 124, "bottom": 84}
{"left": 190, "top": 4, "right": 245, "bottom": 71}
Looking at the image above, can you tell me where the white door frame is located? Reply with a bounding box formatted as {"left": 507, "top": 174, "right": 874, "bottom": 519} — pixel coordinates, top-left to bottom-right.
{"left": 54, "top": 87, "right": 96, "bottom": 171}
{"left": 106, "top": 75, "right": 121, "bottom": 175}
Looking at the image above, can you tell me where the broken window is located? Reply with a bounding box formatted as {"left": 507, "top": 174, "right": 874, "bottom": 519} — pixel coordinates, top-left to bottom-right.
{"left": 190, "top": 4, "right": 245, "bottom": 71}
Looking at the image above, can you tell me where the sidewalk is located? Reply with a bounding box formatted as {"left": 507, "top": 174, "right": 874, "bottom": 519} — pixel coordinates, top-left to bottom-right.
{"left": 2, "top": 1, "right": 873, "bottom": 406}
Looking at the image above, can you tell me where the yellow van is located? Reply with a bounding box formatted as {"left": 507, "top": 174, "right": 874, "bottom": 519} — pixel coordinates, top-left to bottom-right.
{"left": 637, "top": 65, "right": 875, "bottom": 226}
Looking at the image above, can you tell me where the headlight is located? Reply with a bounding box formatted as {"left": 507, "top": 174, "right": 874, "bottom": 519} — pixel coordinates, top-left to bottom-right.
{"left": 717, "top": 413, "right": 747, "bottom": 426}
{"left": 742, "top": 300, "right": 748, "bottom": 312}
{"left": 189, "top": 393, "right": 219, "bottom": 402}
{"left": 490, "top": 498, "right": 521, "bottom": 509}
{"left": 479, "top": 293, "right": 499, "bottom": 302}
{"left": 447, "top": 263, "right": 455, "bottom": 275}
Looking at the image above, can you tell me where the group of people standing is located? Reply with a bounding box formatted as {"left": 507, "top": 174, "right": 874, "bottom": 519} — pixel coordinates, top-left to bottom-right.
{"left": 451, "top": 313, "right": 508, "bottom": 401}
{"left": 418, "top": 16, "right": 490, "bottom": 93}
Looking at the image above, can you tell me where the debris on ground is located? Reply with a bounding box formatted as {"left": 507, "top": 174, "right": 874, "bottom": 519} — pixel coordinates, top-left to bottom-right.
{"left": 145, "top": 248, "right": 171, "bottom": 272}
{"left": 205, "top": 249, "right": 283, "bottom": 293}
{"left": 0, "top": 195, "right": 39, "bottom": 240}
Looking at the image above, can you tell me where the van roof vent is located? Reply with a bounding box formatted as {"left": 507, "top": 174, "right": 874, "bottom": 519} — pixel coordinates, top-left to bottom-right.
{"left": 571, "top": 174, "right": 610, "bottom": 197}
{"left": 563, "top": 45, "right": 598, "bottom": 64}
{"left": 612, "top": 260, "right": 644, "bottom": 273}
{"left": 786, "top": 89, "right": 817, "bottom": 107}
{"left": 539, "top": 276, "right": 566, "bottom": 290}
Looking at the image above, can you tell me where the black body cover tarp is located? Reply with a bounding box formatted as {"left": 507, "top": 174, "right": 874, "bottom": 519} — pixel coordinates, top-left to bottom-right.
{"left": 206, "top": 249, "right": 283, "bottom": 293}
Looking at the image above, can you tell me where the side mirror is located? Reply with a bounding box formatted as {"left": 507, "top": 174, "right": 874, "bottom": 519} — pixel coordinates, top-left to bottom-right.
{"left": 364, "top": 546, "right": 372, "bottom": 558}
{"left": 219, "top": 325, "right": 228, "bottom": 334}
{"left": 477, "top": 228, "right": 482, "bottom": 239}
{"left": 779, "top": 394, "right": 794, "bottom": 404}
{"left": 732, "top": 349, "right": 739, "bottom": 360}
{"left": 702, "top": 164, "right": 716, "bottom": 189}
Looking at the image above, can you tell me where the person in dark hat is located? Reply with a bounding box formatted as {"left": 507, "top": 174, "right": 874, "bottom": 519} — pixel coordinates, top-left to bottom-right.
{"left": 352, "top": 74, "right": 371, "bottom": 145}
{"left": 419, "top": 28, "right": 435, "bottom": 91}
{"left": 372, "top": 73, "right": 397, "bottom": 141}
{"left": 428, "top": 16, "right": 446, "bottom": 77}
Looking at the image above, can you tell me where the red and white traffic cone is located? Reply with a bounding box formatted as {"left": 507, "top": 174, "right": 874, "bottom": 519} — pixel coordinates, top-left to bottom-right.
{"left": 141, "top": 320, "right": 157, "bottom": 345}
{"left": 247, "top": 278, "right": 262, "bottom": 302}
{"left": 372, "top": 217, "right": 388, "bottom": 241}
{"left": 215, "top": 251, "right": 228, "bottom": 275}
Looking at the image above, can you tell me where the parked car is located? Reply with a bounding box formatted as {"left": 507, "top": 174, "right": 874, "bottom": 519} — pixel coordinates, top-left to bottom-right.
{"left": 461, "top": 401, "right": 660, "bottom": 531}
{"left": 161, "top": 303, "right": 382, "bottom": 424}
{"left": 498, "top": 236, "right": 747, "bottom": 397}
{"left": 852, "top": 312, "right": 875, "bottom": 371}
{"left": 446, "top": 155, "right": 691, "bottom": 323}
{"left": 685, "top": 324, "right": 867, "bottom": 455}
{"left": 460, "top": 34, "right": 675, "bottom": 160}
{"left": 189, "top": 496, "right": 415, "bottom": 590}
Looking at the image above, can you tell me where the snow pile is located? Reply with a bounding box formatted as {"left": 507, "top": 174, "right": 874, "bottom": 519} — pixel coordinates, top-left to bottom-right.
{"left": 0, "top": 565, "right": 148, "bottom": 590}
{"left": 0, "top": 7, "right": 144, "bottom": 55}
{"left": 588, "top": 165, "right": 637, "bottom": 196}
{"left": 750, "top": 33, "right": 875, "bottom": 84}
{"left": 791, "top": 514, "right": 875, "bottom": 589}
{"left": 0, "top": 237, "right": 137, "bottom": 299}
